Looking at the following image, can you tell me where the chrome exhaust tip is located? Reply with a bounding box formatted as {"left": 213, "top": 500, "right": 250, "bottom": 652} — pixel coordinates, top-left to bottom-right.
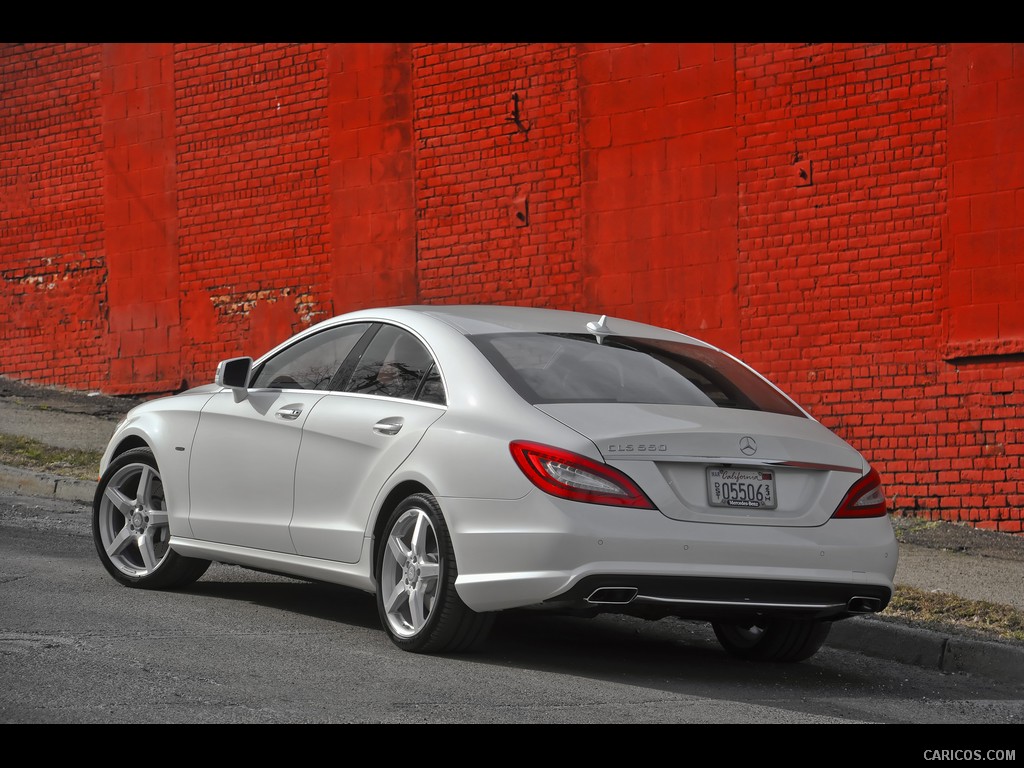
{"left": 587, "top": 587, "right": 639, "bottom": 605}
{"left": 847, "top": 596, "right": 883, "bottom": 614}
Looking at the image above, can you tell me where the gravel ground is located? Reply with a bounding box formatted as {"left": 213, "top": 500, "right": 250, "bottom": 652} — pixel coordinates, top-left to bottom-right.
{"left": 892, "top": 514, "right": 1024, "bottom": 564}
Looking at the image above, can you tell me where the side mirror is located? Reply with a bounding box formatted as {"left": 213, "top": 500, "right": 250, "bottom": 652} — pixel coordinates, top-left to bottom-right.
{"left": 215, "top": 357, "right": 253, "bottom": 402}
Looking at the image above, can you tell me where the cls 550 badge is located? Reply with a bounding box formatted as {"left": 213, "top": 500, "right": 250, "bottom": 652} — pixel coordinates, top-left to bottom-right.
{"left": 607, "top": 444, "right": 667, "bottom": 453}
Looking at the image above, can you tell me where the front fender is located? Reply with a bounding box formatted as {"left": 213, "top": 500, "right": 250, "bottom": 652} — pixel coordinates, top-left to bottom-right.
{"left": 100, "top": 391, "right": 218, "bottom": 538}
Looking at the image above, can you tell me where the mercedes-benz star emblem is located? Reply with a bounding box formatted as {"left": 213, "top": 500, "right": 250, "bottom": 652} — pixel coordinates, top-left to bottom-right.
{"left": 739, "top": 436, "right": 757, "bottom": 456}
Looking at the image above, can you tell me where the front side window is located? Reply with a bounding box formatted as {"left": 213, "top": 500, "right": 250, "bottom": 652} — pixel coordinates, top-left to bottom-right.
{"left": 251, "top": 323, "right": 371, "bottom": 390}
{"left": 469, "top": 333, "right": 804, "bottom": 417}
{"left": 342, "top": 325, "right": 444, "bottom": 404}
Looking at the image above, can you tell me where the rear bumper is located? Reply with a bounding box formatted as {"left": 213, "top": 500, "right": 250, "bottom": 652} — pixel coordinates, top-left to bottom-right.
{"left": 441, "top": 492, "right": 898, "bottom": 615}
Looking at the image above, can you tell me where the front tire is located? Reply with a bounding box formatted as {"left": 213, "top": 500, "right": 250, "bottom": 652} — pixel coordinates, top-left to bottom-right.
{"left": 375, "top": 493, "right": 493, "bottom": 653}
{"left": 92, "top": 447, "right": 210, "bottom": 590}
{"left": 712, "top": 618, "right": 831, "bottom": 663}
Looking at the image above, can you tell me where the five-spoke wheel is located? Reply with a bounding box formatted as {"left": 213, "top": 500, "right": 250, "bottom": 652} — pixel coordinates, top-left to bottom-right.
{"left": 92, "top": 447, "right": 209, "bottom": 589}
{"left": 376, "top": 493, "right": 493, "bottom": 653}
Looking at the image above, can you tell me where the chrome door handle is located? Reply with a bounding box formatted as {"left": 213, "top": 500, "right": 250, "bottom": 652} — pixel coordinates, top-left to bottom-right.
{"left": 373, "top": 417, "right": 404, "bottom": 436}
{"left": 276, "top": 406, "right": 303, "bottom": 420}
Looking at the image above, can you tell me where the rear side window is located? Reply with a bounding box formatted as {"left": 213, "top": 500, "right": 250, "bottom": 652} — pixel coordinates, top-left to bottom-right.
{"left": 342, "top": 325, "right": 445, "bottom": 404}
{"left": 469, "top": 333, "right": 804, "bottom": 417}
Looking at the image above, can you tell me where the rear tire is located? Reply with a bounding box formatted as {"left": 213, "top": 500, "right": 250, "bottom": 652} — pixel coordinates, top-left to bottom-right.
{"left": 92, "top": 447, "right": 210, "bottom": 590}
{"left": 376, "top": 493, "right": 494, "bottom": 653}
{"left": 712, "top": 618, "right": 831, "bottom": 662}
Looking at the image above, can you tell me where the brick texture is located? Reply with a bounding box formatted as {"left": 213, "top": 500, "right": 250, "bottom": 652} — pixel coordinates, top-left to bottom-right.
{"left": 174, "top": 43, "right": 336, "bottom": 388}
{"left": 0, "top": 42, "right": 1020, "bottom": 533}
{"left": 0, "top": 44, "right": 107, "bottom": 389}
{"left": 579, "top": 43, "right": 740, "bottom": 352}
{"left": 414, "top": 44, "right": 583, "bottom": 308}
{"left": 103, "top": 44, "right": 181, "bottom": 394}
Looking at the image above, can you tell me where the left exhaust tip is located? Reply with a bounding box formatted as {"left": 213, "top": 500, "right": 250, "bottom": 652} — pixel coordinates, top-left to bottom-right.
{"left": 587, "top": 587, "right": 639, "bottom": 605}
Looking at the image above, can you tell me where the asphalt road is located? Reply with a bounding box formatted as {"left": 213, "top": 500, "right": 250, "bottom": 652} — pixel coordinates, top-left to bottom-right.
{"left": 2, "top": 492, "right": 1024, "bottom": 732}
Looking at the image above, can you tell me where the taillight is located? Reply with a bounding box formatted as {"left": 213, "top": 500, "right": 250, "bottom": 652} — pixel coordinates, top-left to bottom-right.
{"left": 832, "top": 468, "right": 887, "bottom": 518}
{"left": 510, "top": 440, "right": 655, "bottom": 509}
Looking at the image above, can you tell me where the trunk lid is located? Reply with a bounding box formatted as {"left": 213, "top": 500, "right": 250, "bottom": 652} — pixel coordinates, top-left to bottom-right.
{"left": 535, "top": 403, "right": 866, "bottom": 527}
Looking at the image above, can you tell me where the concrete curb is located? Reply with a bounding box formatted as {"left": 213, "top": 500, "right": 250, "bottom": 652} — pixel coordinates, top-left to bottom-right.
{"left": 0, "top": 464, "right": 96, "bottom": 504}
{"left": 829, "top": 614, "right": 1024, "bottom": 683}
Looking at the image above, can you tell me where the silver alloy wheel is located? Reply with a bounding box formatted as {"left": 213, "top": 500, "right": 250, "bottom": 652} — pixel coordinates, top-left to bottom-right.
{"left": 96, "top": 460, "right": 171, "bottom": 578}
{"left": 379, "top": 505, "right": 441, "bottom": 639}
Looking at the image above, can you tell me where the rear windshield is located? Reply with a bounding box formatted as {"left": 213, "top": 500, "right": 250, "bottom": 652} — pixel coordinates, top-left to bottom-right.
{"left": 469, "top": 333, "right": 805, "bottom": 417}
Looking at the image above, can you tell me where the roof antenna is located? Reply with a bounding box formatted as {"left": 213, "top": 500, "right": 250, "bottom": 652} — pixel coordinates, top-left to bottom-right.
{"left": 586, "top": 314, "right": 611, "bottom": 344}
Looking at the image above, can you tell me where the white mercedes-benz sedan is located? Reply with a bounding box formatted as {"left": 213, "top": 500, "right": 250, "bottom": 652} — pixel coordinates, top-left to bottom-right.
{"left": 93, "top": 305, "right": 898, "bottom": 662}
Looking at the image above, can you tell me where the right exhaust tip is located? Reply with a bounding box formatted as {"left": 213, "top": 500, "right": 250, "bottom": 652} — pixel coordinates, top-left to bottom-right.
{"left": 847, "top": 596, "right": 883, "bottom": 614}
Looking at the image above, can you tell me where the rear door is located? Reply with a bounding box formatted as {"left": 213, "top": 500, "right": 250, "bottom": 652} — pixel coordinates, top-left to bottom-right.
{"left": 289, "top": 324, "right": 446, "bottom": 563}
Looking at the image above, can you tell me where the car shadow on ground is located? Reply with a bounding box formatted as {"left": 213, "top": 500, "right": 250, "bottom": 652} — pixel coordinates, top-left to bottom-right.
{"left": 179, "top": 566, "right": 384, "bottom": 631}
{"left": 167, "top": 563, "right": 1011, "bottom": 706}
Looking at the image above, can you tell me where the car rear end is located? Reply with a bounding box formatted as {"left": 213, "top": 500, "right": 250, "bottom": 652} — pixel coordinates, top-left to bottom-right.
{"left": 449, "top": 324, "right": 898, "bottom": 624}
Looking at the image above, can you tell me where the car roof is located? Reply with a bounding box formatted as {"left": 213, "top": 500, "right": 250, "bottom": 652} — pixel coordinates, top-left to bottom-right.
{"left": 329, "top": 304, "right": 711, "bottom": 347}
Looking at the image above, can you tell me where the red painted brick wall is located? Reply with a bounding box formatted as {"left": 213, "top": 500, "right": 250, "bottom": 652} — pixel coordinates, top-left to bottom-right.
{"left": 327, "top": 44, "right": 417, "bottom": 318}
{"left": 0, "top": 42, "right": 1020, "bottom": 533}
{"left": 735, "top": 43, "right": 953, "bottom": 518}
{"left": 946, "top": 44, "right": 1024, "bottom": 350}
{"left": 414, "top": 44, "right": 583, "bottom": 307}
{"left": 103, "top": 44, "right": 181, "bottom": 394}
{"left": 0, "top": 44, "right": 108, "bottom": 389}
{"left": 174, "top": 43, "right": 335, "bottom": 388}
{"left": 730, "top": 43, "right": 1023, "bottom": 533}
{"left": 578, "top": 43, "right": 740, "bottom": 353}
{"left": 940, "top": 44, "right": 1024, "bottom": 532}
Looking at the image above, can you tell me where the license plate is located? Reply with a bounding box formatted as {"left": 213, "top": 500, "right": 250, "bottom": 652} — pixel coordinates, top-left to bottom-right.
{"left": 707, "top": 467, "right": 777, "bottom": 509}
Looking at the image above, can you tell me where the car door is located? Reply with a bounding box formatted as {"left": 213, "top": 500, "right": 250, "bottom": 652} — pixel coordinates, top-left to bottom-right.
{"left": 187, "top": 323, "right": 372, "bottom": 552}
{"left": 289, "top": 324, "right": 446, "bottom": 563}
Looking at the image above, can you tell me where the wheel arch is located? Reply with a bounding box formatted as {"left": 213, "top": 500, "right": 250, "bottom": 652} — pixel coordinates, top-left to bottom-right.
{"left": 106, "top": 434, "right": 182, "bottom": 495}
{"left": 101, "top": 422, "right": 195, "bottom": 537}
{"left": 108, "top": 434, "right": 151, "bottom": 462}
{"left": 370, "top": 479, "right": 433, "bottom": 575}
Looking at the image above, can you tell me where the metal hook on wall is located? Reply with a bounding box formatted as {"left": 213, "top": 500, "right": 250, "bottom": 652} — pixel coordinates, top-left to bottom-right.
{"left": 508, "top": 93, "right": 530, "bottom": 134}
